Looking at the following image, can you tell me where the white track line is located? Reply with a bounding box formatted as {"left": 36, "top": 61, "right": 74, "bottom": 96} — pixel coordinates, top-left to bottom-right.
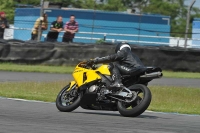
{"left": 0, "top": 96, "right": 199, "bottom": 116}
{"left": 0, "top": 97, "right": 54, "bottom": 104}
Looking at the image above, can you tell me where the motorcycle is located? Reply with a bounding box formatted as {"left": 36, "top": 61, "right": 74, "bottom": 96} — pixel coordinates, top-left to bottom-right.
{"left": 56, "top": 62, "right": 162, "bottom": 117}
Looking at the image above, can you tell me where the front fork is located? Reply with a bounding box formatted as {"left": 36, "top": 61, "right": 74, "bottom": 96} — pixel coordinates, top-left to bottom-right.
{"left": 67, "top": 81, "right": 77, "bottom": 92}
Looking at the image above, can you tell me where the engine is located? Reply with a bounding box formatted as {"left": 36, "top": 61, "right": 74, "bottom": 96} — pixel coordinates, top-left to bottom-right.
{"left": 88, "top": 84, "right": 110, "bottom": 101}
{"left": 88, "top": 85, "right": 99, "bottom": 93}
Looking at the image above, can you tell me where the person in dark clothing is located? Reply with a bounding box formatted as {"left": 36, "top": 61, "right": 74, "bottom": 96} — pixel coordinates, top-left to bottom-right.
{"left": 46, "top": 16, "right": 63, "bottom": 42}
{"left": 62, "top": 15, "right": 79, "bottom": 43}
{"left": 0, "top": 12, "right": 9, "bottom": 39}
{"left": 87, "top": 43, "right": 144, "bottom": 89}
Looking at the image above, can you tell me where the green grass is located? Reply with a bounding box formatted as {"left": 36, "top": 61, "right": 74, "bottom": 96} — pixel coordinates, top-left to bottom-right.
{"left": 0, "top": 63, "right": 74, "bottom": 74}
{"left": 163, "top": 70, "right": 200, "bottom": 79}
{"left": 0, "top": 81, "right": 200, "bottom": 115}
{"left": 149, "top": 86, "right": 200, "bottom": 115}
{"left": 0, "top": 63, "right": 200, "bottom": 79}
{"left": 0, "top": 81, "right": 68, "bottom": 102}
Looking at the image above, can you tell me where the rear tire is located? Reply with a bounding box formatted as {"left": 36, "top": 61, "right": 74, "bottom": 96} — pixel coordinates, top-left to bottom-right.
{"left": 117, "top": 84, "right": 151, "bottom": 117}
{"left": 56, "top": 84, "right": 81, "bottom": 112}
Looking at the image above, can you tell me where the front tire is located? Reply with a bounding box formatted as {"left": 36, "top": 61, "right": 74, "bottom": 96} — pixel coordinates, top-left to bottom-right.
{"left": 117, "top": 84, "right": 151, "bottom": 117}
{"left": 56, "top": 84, "right": 81, "bottom": 112}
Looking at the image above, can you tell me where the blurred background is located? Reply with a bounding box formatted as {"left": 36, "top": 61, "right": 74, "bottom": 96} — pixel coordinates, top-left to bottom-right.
{"left": 0, "top": 0, "right": 200, "bottom": 48}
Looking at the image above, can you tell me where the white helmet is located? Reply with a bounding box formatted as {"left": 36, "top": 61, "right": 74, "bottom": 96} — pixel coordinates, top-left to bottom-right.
{"left": 115, "top": 43, "right": 131, "bottom": 53}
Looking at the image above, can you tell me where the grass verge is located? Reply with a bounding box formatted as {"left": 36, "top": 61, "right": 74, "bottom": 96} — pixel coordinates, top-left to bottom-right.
{"left": 0, "top": 63, "right": 200, "bottom": 79}
{"left": 0, "top": 63, "right": 74, "bottom": 74}
{"left": 0, "top": 81, "right": 199, "bottom": 115}
{"left": 0, "top": 81, "right": 68, "bottom": 102}
{"left": 149, "top": 86, "right": 200, "bottom": 115}
{"left": 162, "top": 70, "right": 200, "bottom": 79}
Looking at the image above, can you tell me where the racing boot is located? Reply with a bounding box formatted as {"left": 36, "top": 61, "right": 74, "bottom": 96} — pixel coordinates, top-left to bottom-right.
{"left": 109, "top": 67, "right": 124, "bottom": 90}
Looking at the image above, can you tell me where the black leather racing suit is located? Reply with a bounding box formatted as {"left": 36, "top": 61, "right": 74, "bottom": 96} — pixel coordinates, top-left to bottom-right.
{"left": 94, "top": 47, "right": 145, "bottom": 85}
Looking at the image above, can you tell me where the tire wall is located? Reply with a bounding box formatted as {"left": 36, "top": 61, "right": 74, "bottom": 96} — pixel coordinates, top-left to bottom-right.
{"left": 0, "top": 40, "right": 200, "bottom": 72}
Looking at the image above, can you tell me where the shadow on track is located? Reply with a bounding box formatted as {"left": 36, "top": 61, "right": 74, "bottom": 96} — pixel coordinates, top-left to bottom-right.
{"left": 72, "top": 111, "right": 159, "bottom": 119}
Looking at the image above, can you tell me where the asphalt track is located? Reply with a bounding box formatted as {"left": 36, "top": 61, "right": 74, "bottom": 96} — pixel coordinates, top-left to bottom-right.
{"left": 0, "top": 71, "right": 200, "bottom": 88}
{"left": 0, "top": 71, "right": 200, "bottom": 133}
{"left": 0, "top": 98, "right": 199, "bottom": 133}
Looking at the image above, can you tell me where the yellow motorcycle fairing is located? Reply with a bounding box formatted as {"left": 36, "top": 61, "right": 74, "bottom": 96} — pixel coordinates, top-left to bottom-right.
{"left": 66, "top": 81, "right": 77, "bottom": 91}
{"left": 72, "top": 62, "right": 111, "bottom": 87}
{"left": 97, "top": 65, "right": 111, "bottom": 75}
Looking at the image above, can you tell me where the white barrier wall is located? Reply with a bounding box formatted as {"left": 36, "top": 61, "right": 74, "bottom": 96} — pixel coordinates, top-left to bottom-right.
{"left": 4, "top": 25, "right": 14, "bottom": 40}
{"left": 169, "top": 38, "right": 193, "bottom": 48}
{"left": 2, "top": 26, "right": 199, "bottom": 48}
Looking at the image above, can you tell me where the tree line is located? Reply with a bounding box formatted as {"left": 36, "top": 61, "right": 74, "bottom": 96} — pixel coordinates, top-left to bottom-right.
{"left": 1, "top": 0, "right": 200, "bottom": 38}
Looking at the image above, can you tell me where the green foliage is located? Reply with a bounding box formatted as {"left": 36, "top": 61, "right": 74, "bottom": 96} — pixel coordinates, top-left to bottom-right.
{"left": 122, "top": 0, "right": 149, "bottom": 9}
{"left": 1, "top": 0, "right": 200, "bottom": 38}
{"left": 18, "top": 0, "right": 40, "bottom": 5}
{"left": 101, "top": 0, "right": 126, "bottom": 11}
{"left": 96, "top": 39, "right": 105, "bottom": 44}
{"left": 0, "top": 0, "right": 15, "bottom": 23}
{"left": 0, "top": 0, "right": 40, "bottom": 23}
{"left": 60, "top": 0, "right": 126, "bottom": 11}
{"left": 141, "top": 0, "right": 200, "bottom": 38}
{"left": 143, "top": 0, "right": 181, "bottom": 19}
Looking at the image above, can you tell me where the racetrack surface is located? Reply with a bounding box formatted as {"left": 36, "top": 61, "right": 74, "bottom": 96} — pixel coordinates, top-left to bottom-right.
{"left": 0, "top": 98, "right": 199, "bottom": 133}
{"left": 0, "top": 71, "right": 200, "bottom": 87}
{"left": 1, "top": 71, "right": 200, "bottom": 133}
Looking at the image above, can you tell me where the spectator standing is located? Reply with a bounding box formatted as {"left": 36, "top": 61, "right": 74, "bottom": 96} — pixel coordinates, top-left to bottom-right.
{"left": 46, "top": 16, "right": 63, "bottom": 42}
{"left": 31, "top": 13, "right": 48, "bottom": 41}
{"left": 0, "top": 12, "right": 9, "bottom": 39}
{"left": 62, "top": 15, "right": 78, "bottom": 43}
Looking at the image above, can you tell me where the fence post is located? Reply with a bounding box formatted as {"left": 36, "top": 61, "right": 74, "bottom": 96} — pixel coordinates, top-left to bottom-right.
{"left": 104, "top": 34, "right": 106, "bottom": 41}
{"left": 184, "top": 0, "right": 196, "bottom": 49}
{"left": 37, "top": 0, "right": 44, "bottom": 42}
{"left": 177, "top": 37, "right": 180, "bottom": 47}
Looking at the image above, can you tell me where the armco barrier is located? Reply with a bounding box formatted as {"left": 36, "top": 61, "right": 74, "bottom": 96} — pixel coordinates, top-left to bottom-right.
{"left": 0, "top": 39, "right": 200, "bottom": 72}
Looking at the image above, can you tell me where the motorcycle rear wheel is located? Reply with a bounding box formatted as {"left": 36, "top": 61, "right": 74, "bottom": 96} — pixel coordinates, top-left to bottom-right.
{"left": 56, "top": 84, "right": 81, "bottom": 112}
{"left": 117, "top": 84, "right": 151, "bottom": 117}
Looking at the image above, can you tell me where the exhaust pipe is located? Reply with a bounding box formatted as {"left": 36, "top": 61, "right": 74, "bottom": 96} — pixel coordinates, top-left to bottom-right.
{"left": 140, "top": 71, "right": 162, "bottom": 79}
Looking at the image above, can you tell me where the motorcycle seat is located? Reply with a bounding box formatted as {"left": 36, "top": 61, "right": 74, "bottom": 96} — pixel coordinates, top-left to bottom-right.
{"left": 121, "top": 67, "right": 148, "bottom": 79}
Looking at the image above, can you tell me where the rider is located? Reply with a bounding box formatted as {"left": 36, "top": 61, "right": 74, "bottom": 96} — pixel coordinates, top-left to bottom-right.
{"left": 88, "top": 42, "right": 145, "bottom": 89}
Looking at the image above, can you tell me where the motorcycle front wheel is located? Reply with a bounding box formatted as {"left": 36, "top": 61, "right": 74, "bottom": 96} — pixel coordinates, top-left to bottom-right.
{"left": 117, "top": 84, "right": 152, "bottom": 117}
{"left": 56, "top": 84, "right": 81, "bottom": 112}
